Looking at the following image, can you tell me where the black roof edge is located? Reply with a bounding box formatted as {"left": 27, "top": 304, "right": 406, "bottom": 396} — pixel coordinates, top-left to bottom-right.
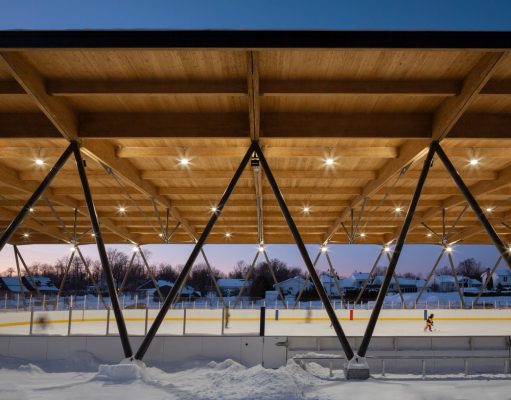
{"left": 0, "top": 30, "right": 510, "bottom": 49}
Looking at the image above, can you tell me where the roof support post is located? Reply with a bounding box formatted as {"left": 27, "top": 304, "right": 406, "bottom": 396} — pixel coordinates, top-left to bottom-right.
{"left": 358, "top": 142, "right": 436, "bottom": 358}
{"left": 72, "top": 140, "right": 133, "bottom": 358}
{"left": 118, "top": 251, "right": 137, "bottom": 295}
{"left": 253, "top": 140, "right": 354, "bottom": 360}
{"left": 75, "top": 246, "right": 107, "bottom": 308}
{"left": 384, "top": 251, "right": 407, "bottom": 308}
{"left": 415, "top": 247, "right": 446, "bottom": 305}
{"left": 234, "top": 250, "right": 260, "bottom": 308}
{"left": 56, "top": 250, "right": 76, "bottom": 299}
{"left": 134, "top": 143, "right": 255, "bottom": 360}
{"left": 262, "top": 249, "right": 287, "bottom": 308}
{"left": 354, "top": 247, "right": 385, "bottom": 305}
{"left": 434, "top": 142, "right": 511, "bottom": 272}
{"left": 138, "top": 246, "right": 164, "bottom": 302}
{"left": 292, "top": 250, "right": 322, "bottom": 309}
{"left": 473, "top": 256, "right": 502, "bottom": 304}
{"left": 199, "top": 248, "right": 227, "bottom": 307}
{"left": 0, "top": 143, "right": 73, "bottom": 252}
{"left": 14, "top": 245, "right": 40, "bottom": 296}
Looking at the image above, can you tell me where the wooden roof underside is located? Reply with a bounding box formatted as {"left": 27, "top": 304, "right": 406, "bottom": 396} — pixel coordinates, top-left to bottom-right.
{"left": 1, "top": 31, "right": 511, "bottom": 246}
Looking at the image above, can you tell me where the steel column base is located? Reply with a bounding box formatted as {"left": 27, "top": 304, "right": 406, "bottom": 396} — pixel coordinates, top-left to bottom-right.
{"left": 345, "top": 356, "right": 370, "bottom": 380}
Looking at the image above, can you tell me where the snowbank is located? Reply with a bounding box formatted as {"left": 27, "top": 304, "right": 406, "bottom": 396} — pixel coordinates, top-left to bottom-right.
{"left": 0, "top": 356, "right": 510, "bottom": 400}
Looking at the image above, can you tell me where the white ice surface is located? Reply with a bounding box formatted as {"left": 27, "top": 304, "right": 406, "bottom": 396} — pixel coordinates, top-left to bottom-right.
{"left": 0, "top": 357, "right": 510, "bottom": 400}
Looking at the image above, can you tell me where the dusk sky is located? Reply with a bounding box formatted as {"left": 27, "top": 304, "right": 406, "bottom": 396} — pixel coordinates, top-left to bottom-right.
{"left": 0, "top": 1, "right": 510, "bottom": 277}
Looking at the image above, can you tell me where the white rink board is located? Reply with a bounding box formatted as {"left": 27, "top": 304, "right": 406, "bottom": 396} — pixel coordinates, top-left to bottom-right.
{"left": 0, "top": 308, "right": 510, "bottom": 337}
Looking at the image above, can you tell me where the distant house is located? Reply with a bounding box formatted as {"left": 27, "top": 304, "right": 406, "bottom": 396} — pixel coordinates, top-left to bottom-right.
{"left": 137, "top": 280, "right": 198, "bottom": 300}
{"left": 371, "top": 276, "right": 425, "bottom": 293}
{"left": 430, "top": 275, "right": 478, "bottom": 292}
{"left": 274, "top": 276, "right": 308, "bottom": 297}
{"left": 320, "top": 275, "right": 342, "bottom": 297}
{"left": 22, "top": 276, "right": 58, "bottom": 295}
{"left": 217, "top": 278, "right": 251, "bottom": 297}
{"left": 496, "top": 268, "right": 511, "bottom": 288}
{"left": 352, "top": 272, "right": 370, "bottom": 287}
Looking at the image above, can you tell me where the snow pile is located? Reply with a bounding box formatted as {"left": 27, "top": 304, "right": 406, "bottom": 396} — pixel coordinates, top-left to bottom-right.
{"left": 161, "top": 358, "right": 325, "bottom": 400}
{"left": 17, "top": 363, "right": 44, "bottom": 374}
{"left": 95, "top": 359, "right": 153, "bottom": 383}
{"left": 1, "top": 356, "right": 510, "bottom": 400}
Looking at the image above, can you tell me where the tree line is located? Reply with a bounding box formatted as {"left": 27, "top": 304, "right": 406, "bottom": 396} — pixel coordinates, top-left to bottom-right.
{"left": 2, "top": 249, "right": 488, "bottom": 297}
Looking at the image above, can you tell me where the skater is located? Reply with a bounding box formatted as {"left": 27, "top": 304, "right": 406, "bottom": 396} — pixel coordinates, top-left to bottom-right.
{"left": 224, "top": 305, "right": 230, "bottom": 329}
{"left": 424, "top": 313, "right": 434, "bottom": 332}
{"left": 305, "top": 307, "right": 312, "bottom": 324}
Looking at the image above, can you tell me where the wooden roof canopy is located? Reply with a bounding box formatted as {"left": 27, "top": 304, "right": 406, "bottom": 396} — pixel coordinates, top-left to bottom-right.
{"left": 0, "top": 30, "right": 511, "bottom": 246}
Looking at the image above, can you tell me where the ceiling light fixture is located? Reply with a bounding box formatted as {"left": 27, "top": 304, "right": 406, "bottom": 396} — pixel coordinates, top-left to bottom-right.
{"left": 469, "top": 158, "right": 479, "bottom": 166}
{"left": 179, "top": 157, "right": 190, "bottom": 166}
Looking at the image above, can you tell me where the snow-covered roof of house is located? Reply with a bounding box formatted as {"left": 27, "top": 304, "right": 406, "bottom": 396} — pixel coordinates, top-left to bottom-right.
{"left": 217, "top": 278, "right": 249, "bottom": 289}
{"left": 352, "top": 272, "right": 369, "bottom": 280}
{"left": 433, "top": 275, "right": 456, "bottom": 283}
{"left": 277, "top": 276, "right": 305, "bottom": 285}
{"left": 320, "top": 275, "right": 340, "bottom": 285}
{"left": 32, "top": 277, "right": 58, "bottom": 291}
{"left": 0, "top": 277, "right": 25, "bottom": 292}
{"left": 496, "top": 268, "right": 511, "bottom": 276}
{"left": 339, "top": 278, "right": 357, "bottom": 288}
{"left": 137, "top": 280, "right": 173, "bottom": 290}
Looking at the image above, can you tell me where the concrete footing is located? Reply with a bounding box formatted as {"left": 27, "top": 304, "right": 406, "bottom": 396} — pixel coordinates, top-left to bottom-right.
{"left": 345, "top": 356, "right": 370, "bottom": 380}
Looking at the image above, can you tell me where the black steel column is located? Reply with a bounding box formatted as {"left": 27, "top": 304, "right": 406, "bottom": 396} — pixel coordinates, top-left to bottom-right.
{"left": 135, "top": 143, "right": 256, "bottom": 360}
{"left": 0, "top": 143, "right": 74, "bottom": 252}
{"left": 358, "top": 143, "right": 436, "bottom": 357}
{"left": 434, "top": 142, "right": 511, "bottom": 270}
{"left": 72, "top": 141, "right": 133, "bottom": 358}
{"left": 253, "top": 141, "right": 354, "bottom": 360}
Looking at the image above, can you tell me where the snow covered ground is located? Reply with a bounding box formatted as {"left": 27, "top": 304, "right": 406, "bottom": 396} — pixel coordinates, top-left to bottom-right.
{"left": 0, "top": 357, "right": 510, "bottom": 400}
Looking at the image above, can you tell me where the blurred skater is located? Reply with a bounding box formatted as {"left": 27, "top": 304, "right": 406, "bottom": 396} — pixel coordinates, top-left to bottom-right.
{"left": 424, "top": 313, "right": 434, "bottom": 332}
{"left": 36, "top": 314, "right": 48, "bottom": 331}
{"left": 224, "top": 305, "right": 230, "bottom": 329}
{"left": 305, "top": 307, "right": 312, "bottom": 324}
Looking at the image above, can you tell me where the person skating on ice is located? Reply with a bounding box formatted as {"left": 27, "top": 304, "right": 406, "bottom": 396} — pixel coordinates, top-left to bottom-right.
{"left": 424, "top": 313, "right": 434, "bottom": 332}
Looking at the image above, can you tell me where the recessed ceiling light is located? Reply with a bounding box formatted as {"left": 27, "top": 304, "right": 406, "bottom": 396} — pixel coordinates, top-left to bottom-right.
{"left": 427, "top": 232, "right": 432, "bottom": 237}
{"left": 303, "top": 206, "right": 311, "bottom": 214}
{"left": 210, "top": 206, "right": 218, "bottom": 213}
{"left": 394, "top": 207, "right": 402, "bottom": 213}
{"left": 485, "top": 207, "right": 494, "bottom": 213}
{"left": 225, "top": 232, "right": 232, "bottom": 238}
{"left": 118, "top": 207, "right": 127, "bottom": 214}
{"left": 23, "top": 233, "right": 29, "bottom": 238}
{"left": 35, "top": 158, "right": 45, "bottom": 166}
{"left": 28, "top": 207, "right": 34, "bottom": 213}
{"left": 469, "top": 158, "right": 479, "bottom": 166}
{"left": 324, "top": 158, "right": 335, "bottom": 166}
{"left": 360, "top": 232, "right": 366, "bottom": 238}
{"left": 179, "top": 157, "right": 190, "bottom": 166}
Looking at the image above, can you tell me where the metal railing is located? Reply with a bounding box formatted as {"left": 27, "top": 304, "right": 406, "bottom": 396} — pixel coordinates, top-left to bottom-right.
{"left": 293, "top": 354, "right": 511, "bottom": 377}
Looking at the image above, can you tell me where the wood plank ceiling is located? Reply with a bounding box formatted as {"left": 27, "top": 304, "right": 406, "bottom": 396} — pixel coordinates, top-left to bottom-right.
{"left": 0, "top": 39, "right": 510, "bottom": 246}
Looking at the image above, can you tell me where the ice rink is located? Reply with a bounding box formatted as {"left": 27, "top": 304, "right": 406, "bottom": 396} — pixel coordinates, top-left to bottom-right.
{"left": 1, "top": 308, "right": 510, "bottom": 337}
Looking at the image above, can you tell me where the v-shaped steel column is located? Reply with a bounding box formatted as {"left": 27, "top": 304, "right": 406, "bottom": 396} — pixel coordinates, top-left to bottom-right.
{"left": 135, "top": 143, "right": 256, "bottom": 360}
{"left": 253, "top": 141, "right": 354, "bottom": 360}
